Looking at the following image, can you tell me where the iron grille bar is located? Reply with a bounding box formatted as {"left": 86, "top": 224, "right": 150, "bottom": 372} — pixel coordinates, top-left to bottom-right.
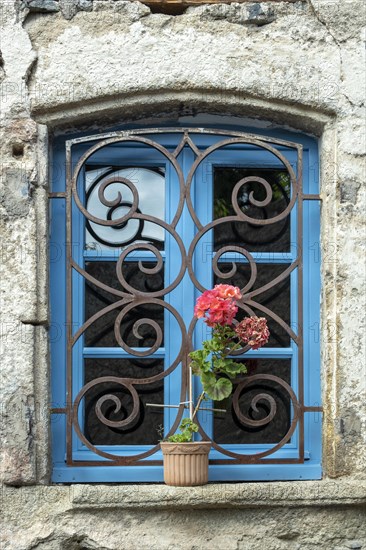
{"left": 297, "top": 145, "right": 305, "bottom": 461}
{"left": 303, "top": 194, "right": 321, "bottom": 200}
{"left": 49, "top": 192, "right": 66, "bottom": 198}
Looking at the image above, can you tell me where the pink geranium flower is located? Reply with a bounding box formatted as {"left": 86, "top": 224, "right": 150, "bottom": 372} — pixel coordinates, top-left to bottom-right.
{"left": 235, "top": 316, "right": 270, "bottom": 349}
{"left": 194, "top": 285, "right": 242, "bottom": 327}
{"left": 206, "top": 298, "right": 238, "bottom": 327}
{"left": 194, "top": 290, "right": 216, "bottom": 319}
{"left": 214, "top": 284, "right": 242, "bottom": 301}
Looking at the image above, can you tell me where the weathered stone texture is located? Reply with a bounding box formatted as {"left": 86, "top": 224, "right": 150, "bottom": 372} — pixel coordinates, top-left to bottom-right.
{"left": 1, "top": 482, "right": 366, "bottom": 549}
{"left": 0, "top": 0, "right": 365, "bottom": 546}
{"left": 24, "top": 3, "right": 343, "bottom": 117}
{"left": 24, "top": 0, "right": 61, "bottom": 14}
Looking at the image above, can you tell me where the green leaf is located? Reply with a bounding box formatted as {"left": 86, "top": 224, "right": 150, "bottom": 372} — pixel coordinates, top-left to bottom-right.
{"left": 180, "top": 418, "right": 198, "bottom": 432}
{"left": 233, "top": 362, "right": 247, "bottom": 375}
{"left": 212, "top": 357, "right": 227, "bottom": 371}
{"left": 203, "top": 338, "right": 221, "bottom": 352}
{"left": 201, "top": 371, "right": 216, "bottom": 389}
{"left": 166, "top": 419, "right": 199, "bottom": 442}
{"left": 167, "top": 433, "right": 190, "bottom": 442}
{"left": 201, "top": 373, "right": 233, "bottom": 401}
{"left": 189, "top": 360, "right": 201, "bottom": 375}
{"left": 189, "top": 348, "right": 211, "bottom": 375}
{"left": 189, "top": 349, "right": 208, "bottom": 361}
{"left": 200, "top": 360, "right": 211, "bottom": 373}
{"left": 220, "top": 360, "right": 247, "bottom": 378}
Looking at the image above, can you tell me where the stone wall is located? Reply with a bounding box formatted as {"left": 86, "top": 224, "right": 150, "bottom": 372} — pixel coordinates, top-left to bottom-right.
{"left": 0, "top": 0, "right": 365, "bottom": 548}
{"left": 1, "top": 482, "right": 366, "bottom": 549}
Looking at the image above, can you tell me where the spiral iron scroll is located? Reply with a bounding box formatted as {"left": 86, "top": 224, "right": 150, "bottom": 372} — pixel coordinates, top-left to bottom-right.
{"left": 68, "top": 129, "right": 302, "bottom": 464}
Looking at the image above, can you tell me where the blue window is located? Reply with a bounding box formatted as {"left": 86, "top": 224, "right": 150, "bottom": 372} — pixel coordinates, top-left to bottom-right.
{"left": 50, "top": 127, "right": 322, "bottom": 482}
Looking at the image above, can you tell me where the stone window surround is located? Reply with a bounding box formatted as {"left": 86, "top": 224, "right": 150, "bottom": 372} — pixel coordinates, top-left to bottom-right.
{"left": 2, "top": 480, "right": 365, "bottom": 549}
{"left": 4, "top": 94, "right": 363, "bottom": 496}
{"left": 2, "top": 479, "right": 366, "bottom": 511}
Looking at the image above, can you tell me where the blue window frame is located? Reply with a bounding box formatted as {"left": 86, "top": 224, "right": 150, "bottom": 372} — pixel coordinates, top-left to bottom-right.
{"left": 50, "top": 127, "right": 322, "bottom": 482}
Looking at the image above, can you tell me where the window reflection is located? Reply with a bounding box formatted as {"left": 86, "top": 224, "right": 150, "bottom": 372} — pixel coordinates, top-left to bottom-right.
{"left": 85, "top": 166, "right": 165, "bottom": 250}
{"left": 84, "top": 358, "right": 164, "bottom": 445}
{"left": 214, "top": 168, "right": 291, "bottom": 252}
{"left": 214, "top": 359, "right": 291, "bottom": 444}
{"left": 85, "top": 262, "right": 164, "bottom": 348}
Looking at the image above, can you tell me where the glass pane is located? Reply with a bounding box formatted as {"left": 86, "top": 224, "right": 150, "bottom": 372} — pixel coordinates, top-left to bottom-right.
{"left": 214, "top": 359, "right": 291, "bottom": 444}
{"left": 85, "top": 166, "right": 165, "bottom": 251}
{"left": 85, "top": 262, "right": 164, "bottom": 347}
{"left": 84, "top": 358, "right": 164, "bottom": 445}
{"left": 215, "top": 263, "right": 291, "bottom": 347}
{"left": 214, "top": 168, "right": 291, "bottom": 253}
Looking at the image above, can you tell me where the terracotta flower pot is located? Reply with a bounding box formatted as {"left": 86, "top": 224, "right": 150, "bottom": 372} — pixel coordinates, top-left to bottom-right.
{"left": 160, "top": 441, "right": 211, "bottom": 486}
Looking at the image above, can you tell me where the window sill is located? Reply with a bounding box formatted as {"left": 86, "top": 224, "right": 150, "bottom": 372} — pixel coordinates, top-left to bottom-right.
{"left": 70, "top": 479, "right": 366, "bottom": 511}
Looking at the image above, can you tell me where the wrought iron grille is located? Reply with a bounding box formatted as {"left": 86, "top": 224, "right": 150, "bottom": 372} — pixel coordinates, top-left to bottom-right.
{"left": 50, "top": 128, "right": 322, "bottom": 469}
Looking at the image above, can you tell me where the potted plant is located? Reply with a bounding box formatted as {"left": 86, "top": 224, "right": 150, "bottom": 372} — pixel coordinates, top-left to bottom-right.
{"left": 160, "top": 284, "right": 270, "bottom": 486}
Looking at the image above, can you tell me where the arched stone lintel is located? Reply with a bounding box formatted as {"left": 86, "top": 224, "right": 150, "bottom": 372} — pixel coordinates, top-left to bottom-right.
{"left": 31, "top": 89, "right": 335, "bottom": 137}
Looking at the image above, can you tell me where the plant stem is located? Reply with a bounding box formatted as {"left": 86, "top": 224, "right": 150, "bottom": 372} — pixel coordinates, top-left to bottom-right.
{"left": 191, "top": 391, "right": 205, "bottom": 421}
